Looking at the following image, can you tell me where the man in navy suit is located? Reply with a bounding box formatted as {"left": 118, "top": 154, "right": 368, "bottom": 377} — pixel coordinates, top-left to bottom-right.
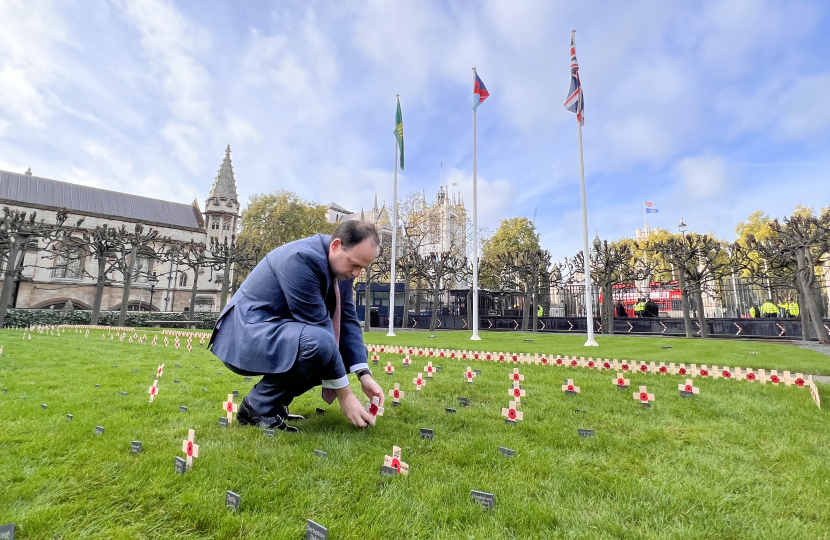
{"left": 210, "top": 221, "right": 384, "bottom": 431}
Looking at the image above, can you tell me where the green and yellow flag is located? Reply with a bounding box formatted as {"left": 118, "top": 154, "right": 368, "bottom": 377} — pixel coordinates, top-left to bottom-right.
{"left": 394, "top": 96, "right": 404, "bottom": 170}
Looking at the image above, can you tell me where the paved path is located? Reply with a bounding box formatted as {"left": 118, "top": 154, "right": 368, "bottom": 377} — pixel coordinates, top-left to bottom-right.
{"left": 791, "top": 341, "right": 830, "bottom": 383}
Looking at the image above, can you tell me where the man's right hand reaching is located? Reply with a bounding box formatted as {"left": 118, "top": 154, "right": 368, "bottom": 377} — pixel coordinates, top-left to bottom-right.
{"left": 335, "top": 385, "right": 375, "bottom": 427}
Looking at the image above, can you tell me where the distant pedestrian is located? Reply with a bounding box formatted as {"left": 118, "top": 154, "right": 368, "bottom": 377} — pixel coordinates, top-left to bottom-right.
{"left": 615, "top": 301, "right": 627, "bottom": 318}
{"left": 761, "top": 299, "right": 778, "bottom": 318}
{"left": 634, "top": 298, "right": 645, "bottom": 318}
{"left": 749, "top": 304, "right": 760, "bottom": 318}
{"left": 645, "top": 298, "right": 659, "bottom": 318}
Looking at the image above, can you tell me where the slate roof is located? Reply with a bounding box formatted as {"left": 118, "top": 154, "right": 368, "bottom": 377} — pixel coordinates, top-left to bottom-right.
{"left": 0, "top": 169, "right": 204, "bottom": 231}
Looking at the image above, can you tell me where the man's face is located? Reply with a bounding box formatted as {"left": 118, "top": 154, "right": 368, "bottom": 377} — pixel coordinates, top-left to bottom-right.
{"left": 329, "top": 237, "right": 378, "bottom": 280}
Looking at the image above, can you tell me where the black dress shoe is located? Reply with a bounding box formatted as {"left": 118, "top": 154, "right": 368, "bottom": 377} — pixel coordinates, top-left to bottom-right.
{"left": 237, "top": 398, "right": 299, "bottom": 433}
{"left": 279, "top": 404, "right": 306, "bottom": 422}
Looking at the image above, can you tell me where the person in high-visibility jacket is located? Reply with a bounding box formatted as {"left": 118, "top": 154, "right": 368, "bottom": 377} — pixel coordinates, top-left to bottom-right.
{"left": 537, "top": 304, "right": 544, "bottom": 318}
{"left": 761, "top": 299, "right": 779, "bottom": 318}
{"left": 749, "top": 304, "right": 760, "bottom": 318}
{"left": 779, "top": 297, "right": 799, "bottom": 318}
{"left": 634, "top": 299, "right": 645, "bottom": 317}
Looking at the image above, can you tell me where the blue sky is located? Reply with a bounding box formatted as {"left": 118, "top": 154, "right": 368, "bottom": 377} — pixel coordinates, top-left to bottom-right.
{"left": 1, "top": 0, "right": 829, "bottom": 261}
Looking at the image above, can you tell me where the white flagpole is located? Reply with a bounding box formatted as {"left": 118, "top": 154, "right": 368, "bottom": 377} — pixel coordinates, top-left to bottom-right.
{"left": 471, "top": 67, "right": 481, "bottom": 341}
{"left": 387, "top": 95, "right": 399, "bottom": 337}
{"left": 573, "top": 31, "right": 597, "bottom": 347}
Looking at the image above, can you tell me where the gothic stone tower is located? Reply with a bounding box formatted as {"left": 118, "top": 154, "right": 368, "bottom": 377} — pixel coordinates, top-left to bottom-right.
{"left": 205, "top": 145, "right": 241, "bottom": 244}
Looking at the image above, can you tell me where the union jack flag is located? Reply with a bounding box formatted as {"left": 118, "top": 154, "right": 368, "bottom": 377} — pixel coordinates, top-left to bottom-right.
{"left": 563, "top": 32, "right": 584, "bottom": 125}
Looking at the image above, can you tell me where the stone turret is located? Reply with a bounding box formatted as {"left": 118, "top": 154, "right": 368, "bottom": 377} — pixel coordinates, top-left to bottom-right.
{"left": 205, "top": 145, "right": 240, "bottom": 240}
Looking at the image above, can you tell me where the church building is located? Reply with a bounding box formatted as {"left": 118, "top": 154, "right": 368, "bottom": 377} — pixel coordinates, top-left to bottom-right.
{"left": 0, "top": 146, "right": 240, "bottom": 313}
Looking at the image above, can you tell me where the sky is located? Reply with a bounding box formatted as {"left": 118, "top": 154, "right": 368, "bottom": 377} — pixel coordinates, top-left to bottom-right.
{"left": 1, "top": 0, "right": 829, "bottom": 261}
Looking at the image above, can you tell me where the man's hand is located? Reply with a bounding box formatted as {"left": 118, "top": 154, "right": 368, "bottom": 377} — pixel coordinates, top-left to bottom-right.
{"left": 335, "top": 385, "right": 375, "bottom": 427}
{"left": 360, "top": 375, "right": 385, "bottom": 408}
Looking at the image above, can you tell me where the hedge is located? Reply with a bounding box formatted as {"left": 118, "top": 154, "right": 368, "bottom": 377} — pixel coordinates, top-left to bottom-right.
{"left": 3, "top": 310, "right": 219, "bottom": 329}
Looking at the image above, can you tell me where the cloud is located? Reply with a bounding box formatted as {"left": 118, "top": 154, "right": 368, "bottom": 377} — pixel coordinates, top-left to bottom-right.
{"left": 672, "top": 154, "right": 733, "bottom": 202}
{"left": 776, "top": 73, "right": 830, "bottom": 139}
{"left": 161, "top": 123, "right": 203, "bottom": 175}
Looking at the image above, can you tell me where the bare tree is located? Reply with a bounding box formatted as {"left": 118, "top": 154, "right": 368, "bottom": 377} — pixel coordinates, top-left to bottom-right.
{"left": 0, "top": 207, "right": 72, "bottom": 327}
{"left": 417, "top": 250, "right": 467, "bottom": 331}
{"left": 113, "top": 224, "right": 168, "bottom": 326}
{"left": 208, "top": 235, "right": 255, "bottom": 311}
{"left": 646, "top": 233, "right": 730, "bottom": 338}
{"left": 738, "top": 211, "right": 830, "bottom": 343}
{"left": 166, "top": 240, "right": 212, "bottom": 317}
{"left": 492, "top": 250, "right": 551, "bottom": 332}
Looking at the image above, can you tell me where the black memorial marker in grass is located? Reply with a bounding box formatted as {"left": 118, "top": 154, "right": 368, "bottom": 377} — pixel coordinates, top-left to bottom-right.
{"left": 174, "top": 456, "right": 187, "bottom": 475}
{"left": 470, "top": 490, "right": 495, "bottom": 508}
{"left": 218, "top": 417, "right": 228, "bottom": 428}
{"left": 179, "top": 406, "right": 188, "bottom": 413}
{"left": 131, "top": 441, "right": 142, "bottom": 453}
{"left": 497, "top": 446, "right": 515, "bottom": 458}
{"left": 313, "top": 449, "right": 328, "bottom": 459}
{"left": 420, "top": 428, "right": 434, "bottom": 440}
{"left": 305, "top": 519, "right": 328, "bottom": 540}
{"left": 0, "top": 522, "right": 15, "bottom": 539}
{"left": 225, "top": 490, "right": 240, "bottom": 511}
{"left": 578, "top": 428, "right": 595, "bottom": 438}
{"left": 94, "top": 426, "right": 105, "bottom": 435}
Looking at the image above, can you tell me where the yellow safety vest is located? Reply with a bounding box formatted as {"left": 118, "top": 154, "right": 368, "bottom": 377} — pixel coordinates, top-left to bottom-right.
{"left": 634, "top": 302, "right": 645, "bottom": 313}
{"left": 761, "top": 302, "right": 778, "bottom": 315}
{"left": 788, "top": 302, "right": 799, "bottom": 316}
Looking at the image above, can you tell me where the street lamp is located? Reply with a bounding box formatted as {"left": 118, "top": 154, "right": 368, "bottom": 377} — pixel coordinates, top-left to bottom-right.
{"left": 148, "top": 271, "right": 159, "bottom": 312}
{"left": 678, "top": 218, "right": 687, "bottom": 236}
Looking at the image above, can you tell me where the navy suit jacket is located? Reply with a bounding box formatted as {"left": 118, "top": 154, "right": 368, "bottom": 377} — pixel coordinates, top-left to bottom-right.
{"left": 209, "top": 234, "right": 367, "bottom": 385}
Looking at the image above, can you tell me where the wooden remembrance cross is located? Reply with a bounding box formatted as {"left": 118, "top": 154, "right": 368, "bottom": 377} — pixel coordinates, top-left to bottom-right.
{"left": 502, "top": 400, "right": 524, "bottom": 422}
{"left": 383, "top": 445, "right": 410, "bottom": 475}
{"left": 181, "top": 429, "right": 200, "bottom": 469}
{"left": 148, "top": 380, "right": 159, "bottom": 402}
{"left": 465, "top": 367, "right": 476, "bottom": 383}
{"left": 413, "top": 373, "right": 426, "bottom": 391}
{"left": 510, "top": 382, "right": 526, "bottom": 402}
{"left": 223, "top": 394, "right": 239, "bottom": 424}
{"left": 388, "top": 383, "right": 404, "bottom": 404}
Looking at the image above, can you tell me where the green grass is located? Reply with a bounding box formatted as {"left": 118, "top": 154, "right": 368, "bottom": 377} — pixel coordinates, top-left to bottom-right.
{"left": 1, "top": 328, "right": 829, "bottom": 539}
{"left": 364, "top": 330, "right": 830, "bottom": 376}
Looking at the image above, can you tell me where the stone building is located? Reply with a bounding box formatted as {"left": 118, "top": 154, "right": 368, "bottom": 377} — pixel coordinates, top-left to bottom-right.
{"left": 0, "top": 146, "right": 240, "bottom": 313}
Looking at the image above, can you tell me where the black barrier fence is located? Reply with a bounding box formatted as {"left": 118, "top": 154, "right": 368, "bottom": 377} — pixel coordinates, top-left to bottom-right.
{"left": 380, "top": 314, "right": 830, "bottom": 340}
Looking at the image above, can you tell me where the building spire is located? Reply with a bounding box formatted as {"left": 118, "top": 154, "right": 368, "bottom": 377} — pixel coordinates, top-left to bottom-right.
{"left": 208, "top": 145, "right": 238, "bottom": 202}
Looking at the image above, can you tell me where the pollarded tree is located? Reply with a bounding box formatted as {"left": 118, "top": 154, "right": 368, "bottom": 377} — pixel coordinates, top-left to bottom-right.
{"left": 0, "top": 207, "right": 73, "bottom": 327}
{"left": 113, "top": 224, "right": 168, "bottom": 326}
{"left": 166, "top": 240, "right": 211, "bottom": 317}
{"left": 739, "top": 210, "right": 830, "bottom": 343}
{"left": 417, "top": 249, "right": 468, "bottom": 331}
{"left": 646, "top": 233, "right": 731, "bottom": 339}
{"left": 208, "top": 235, "right": 255, "bottom": 312}
{"left": 569, "top": 238, "right": 650, "bottom": 335}
{"left": 492, "top": 249, "right": 551, "bottom": 332}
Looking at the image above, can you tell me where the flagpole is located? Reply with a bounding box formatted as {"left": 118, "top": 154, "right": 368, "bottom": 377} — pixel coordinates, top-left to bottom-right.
{"left": 471, "top": 67, "right": 481, "bottom": 341}
{"left": 578, "top": 120, "right": 597, "bottom": 346}
{"left": 388, "top": 95, "right": 400, "bottom": 337}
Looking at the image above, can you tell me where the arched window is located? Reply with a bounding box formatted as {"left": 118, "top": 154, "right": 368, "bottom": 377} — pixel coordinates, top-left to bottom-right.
{"left": 134, "top": 256, "right": 153, "bottom": 283}
{"left": 222, "top": 217, "right": 231, "bottom": 231}
{"left": 179, "top": 273, "right": 188, "bottom": 287}
{"left": 211, "top": 218, "right": 220, "bottom": 230}
{"left": 53, "top": 245, "right": 83, "bottom": 279}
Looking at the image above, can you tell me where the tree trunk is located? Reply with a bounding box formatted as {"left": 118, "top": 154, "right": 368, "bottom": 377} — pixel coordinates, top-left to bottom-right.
{"left": 118, "top": 244, "right": 138, "bottom": 327}
{"left": 220, "top": 255, "right": 232, "bottom": 312}
{"left": 796, "top": 286, "right": 811, "bottom": 342}
{"left": 602, "top": 282, "right": 614, "bottom": 335}
{"left": 414, "top": 277, "right": 422, "bottom": 315}
{"left": 402, "top": 276, "right": 410, "bottom": 328}
{"left": 466, "top": 289, "right": 473, "bottom": 328}
{"left": 0, "top": 240, "right": 20, "bottom": 328}
{"left": 91, "top": 257, "right": 107, "bottom": 326}
{"left": 795, "top": 247, "right": 829, "bottom": 343}
{"left": 692, "top": 288, "right": 708, "bottom": 338}
{"left": 521, "top": 287, "right": 530, "bottom": 332}
{"left": 678, "top": 268, "right": 693, "bottom": 338}
{"left": 189, "top": 267, "right": 200, "bottom": 316}
{"left": 429, "top": 284, "right": 439, "bottom": 331}
{"left": 364, "top": 274, "right": 372, "bottom": 331}
{"left": 532, "top": 290, "right": 538, "bottom": 333}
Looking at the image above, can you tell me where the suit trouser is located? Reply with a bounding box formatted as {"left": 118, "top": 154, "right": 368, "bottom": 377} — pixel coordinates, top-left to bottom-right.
{"left": 222, "top": 324, "right": 340, "bottom": 418}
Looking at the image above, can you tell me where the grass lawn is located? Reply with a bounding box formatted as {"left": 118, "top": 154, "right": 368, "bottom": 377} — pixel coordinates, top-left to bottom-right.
{"left": 1, "top": 328, "right": 828, "bottom": 539}
{"left": 364, "top": 330, "right": 830, "bottom": 376}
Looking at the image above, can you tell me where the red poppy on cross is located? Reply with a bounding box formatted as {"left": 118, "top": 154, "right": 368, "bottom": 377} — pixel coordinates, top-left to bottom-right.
{"left": 501, "top": 401, "right": 524, "bottom": 422}
{"left": 613, "top": 373, "right": 630, "bottom": 387}
{"left": 383, "top": 445, "right": 409, "bottom": 475}
{"left": 388, "top": 383, "right": 405, "bottom": 404}
{"left": 385, "top": 362, "right": 394, "bottom": 375}
{"left": 402, "top": 356, "right": 411, "bottom": 366}
{"left": 562, "top": 379, "right": 580, "bottom": 394}
{"left": 157, "top": 364, "right": 164, "bottom": 378}
{"left": 222, "top": 394, "right": 238, "bottom": 424}
{"left": 424, "top": 361, "right": 435, "bottom": 377}
{"left": 510, "top": 383, "right": 526, "bottom": 402}
{"left": 465, "top": 367, "right": 476, "bottom": 383}
{"left": 413, "top": 373, "right": 425, "bottom": 391}
{"left": 181, "top": 429, "right": 200, "bottom": 469}
{"left": 678, "top": 379, "right": 699, "bottom": 395}
{"left": 365, "top": 396, "right": 384, "bottom": 417}
{"left": 511, "top": 368, "right": 524, "bottom": 383}
{"left": 633, "top": 386, "right": 655, "bottom": 405}
{"left": 148, "top": 380, "right": 159, "bottom": 402}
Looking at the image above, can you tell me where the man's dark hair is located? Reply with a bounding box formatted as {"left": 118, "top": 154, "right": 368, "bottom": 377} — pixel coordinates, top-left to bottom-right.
{"left": 332, "top": 220, "right": 380, "bottom": 250}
